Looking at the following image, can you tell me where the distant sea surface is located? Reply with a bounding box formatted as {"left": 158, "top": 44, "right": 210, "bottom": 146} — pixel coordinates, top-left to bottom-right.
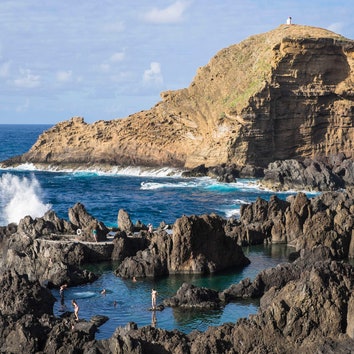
{"left": 0, "top": 124, "right": 317, "bottom": 339}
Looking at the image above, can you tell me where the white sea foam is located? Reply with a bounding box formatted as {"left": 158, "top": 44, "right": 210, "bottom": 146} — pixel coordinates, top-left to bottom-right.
{"left": 140, "top": 180, "right": 200, "bottom": 190}
{"left": 0, "top": 173, "right": 52, "bottom": 225}
{"left": 223, "top": 208, "right": 241, "bottom": 218}
{"left": 1, "top": 163, "right": 184, "bottom": 178}
{"left": 233, "top": 198, "right": 250, "bottom": 205}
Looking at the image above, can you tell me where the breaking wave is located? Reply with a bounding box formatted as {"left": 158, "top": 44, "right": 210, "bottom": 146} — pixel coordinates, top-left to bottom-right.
{"left": 0, "top": 173, "right": 52, "bottom": 225}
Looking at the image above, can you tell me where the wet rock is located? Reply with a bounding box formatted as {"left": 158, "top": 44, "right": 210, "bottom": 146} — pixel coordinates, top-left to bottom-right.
{"left": 163, "top": 282, "right": 221, "bottom": 309}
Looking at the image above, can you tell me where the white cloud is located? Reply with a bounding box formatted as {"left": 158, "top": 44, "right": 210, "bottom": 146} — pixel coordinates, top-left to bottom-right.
{"left": 143, "top": 62, "right": 163, "bottom": 86}
{"left": 13, "top": 69, "right": 40, "bottom": 88}
{"left": 0, "top": 61, "right": 11, "bottom": 78}
{"left": 143, "top": 1, "right": 190, "bottom": 24}
{"left": 100, "top": 51, "right": 126, "bottom": 72}
{"left": 56, "top": 70, "right": 73, "bottom": 83}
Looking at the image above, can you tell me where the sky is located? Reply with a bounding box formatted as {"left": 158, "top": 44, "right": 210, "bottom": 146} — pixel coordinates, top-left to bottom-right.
{"left": 0, "top": 1, "right": 353, "bottom": 125}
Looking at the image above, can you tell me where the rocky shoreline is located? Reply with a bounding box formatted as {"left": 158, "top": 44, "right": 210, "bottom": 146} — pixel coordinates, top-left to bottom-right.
{"left": 1, "top": 22, "right": 354, "bottom": 352}
{"left": 183, "top": 154, "right": 354, "bottom": 191}
{"left": 0, "top": 187, "right": 353, "bottom": 353}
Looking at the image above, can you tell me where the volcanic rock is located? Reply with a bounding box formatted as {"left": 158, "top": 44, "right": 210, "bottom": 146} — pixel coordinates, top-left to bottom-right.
{"left": 262, "top": 155, "right": 354, "bottom": 191}
{"left": 226, "top": 189, "right": 354, "bottom": 259}
{"left": 163, "top": 282, "right": 221, "bottom": 309}
{"left": 111, "top": 231, "right": 150, "bottom": 262}
{"left": 2, "top": 25, "right": 353, "bottom": 172}
{"left": 68, "top": 202, "right": 109, "bottom": 242}
{"left": 117, "top": 208, "right": 134, "bottom": 234}
{"left": 115, "top": 213, "right": 250, "bottom": 278}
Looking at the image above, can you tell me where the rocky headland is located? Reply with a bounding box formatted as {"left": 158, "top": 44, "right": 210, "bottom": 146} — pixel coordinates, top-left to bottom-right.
{"left": 1, "top": 24, "right": 353, "bottom": 179}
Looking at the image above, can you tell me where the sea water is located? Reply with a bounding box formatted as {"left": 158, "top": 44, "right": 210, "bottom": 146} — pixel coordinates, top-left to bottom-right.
{"left": 0, "top": 124, "right": 317, "bottom": 339}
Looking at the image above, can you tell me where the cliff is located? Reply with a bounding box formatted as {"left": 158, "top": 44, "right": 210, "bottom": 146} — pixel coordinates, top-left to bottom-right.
{"left": 4, "top": 24, "right": 354, "bottom": 169}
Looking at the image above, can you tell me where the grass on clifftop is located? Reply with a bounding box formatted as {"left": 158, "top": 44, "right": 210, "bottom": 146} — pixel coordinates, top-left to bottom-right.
{"left": 219, "top": 24, "right": 350, "bottom": 114}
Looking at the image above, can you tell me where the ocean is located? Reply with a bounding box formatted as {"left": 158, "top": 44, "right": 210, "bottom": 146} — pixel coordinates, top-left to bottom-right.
{"left": 0, "top": 124, "right": 315, "bottom": 339}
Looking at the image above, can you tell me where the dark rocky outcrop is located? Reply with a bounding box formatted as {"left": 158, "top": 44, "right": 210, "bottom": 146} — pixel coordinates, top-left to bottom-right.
{"left": 68, "top": 202, "right": 109, "bottom": 242}
{"left": 0, "top": 204, "right": 114, "bottom": 286}
{"left": 115, "top": 213, "right": 250, "bottom": 278}
{"left": 163, "top": 282, "right": 221, "bottom": 309}
{"left": 221, "top": 245, "right": 332, "bottom": 302}
{"left": 111, "top": 231, "right": 150, "bottom": 262}
{"left": 262, "top": 155, "right": 354, "bottom": 191}
{"left": 182, "top": 163, "right": 264, "bottom": 182}
{"left": 0, "top": 270, "right": 103, "bottom": 354}
{"left": 0, "top": 228, "right": 353, "bottom": 352}
{"left": 117, "top": 208, "right": 134, "bottom": 234}
{"left": 226, "top": 188, "right": 354, "bottom": 259}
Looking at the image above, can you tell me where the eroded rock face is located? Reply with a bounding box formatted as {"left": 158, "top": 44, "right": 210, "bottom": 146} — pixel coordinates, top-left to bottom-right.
{"left": 115, "top": 214, "right": 250, "bottom": 278}
{"left": 227, "top": 189, "right": 354, "bottom": 259}
{"left": 2, "top": 25, "right": 353, "bottom": 171}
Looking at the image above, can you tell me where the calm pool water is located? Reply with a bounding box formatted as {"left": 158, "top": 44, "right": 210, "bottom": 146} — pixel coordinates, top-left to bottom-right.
{"left": 53, "top": 244, "right": 292, "bottom": 339}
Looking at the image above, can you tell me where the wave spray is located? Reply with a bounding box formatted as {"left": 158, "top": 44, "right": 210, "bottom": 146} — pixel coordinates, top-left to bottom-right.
{"left": 0, "top": 173, "right": 52, "bottom": 225}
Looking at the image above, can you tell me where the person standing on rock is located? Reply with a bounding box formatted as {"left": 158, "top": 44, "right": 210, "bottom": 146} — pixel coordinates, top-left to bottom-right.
{"left": 148, "top": 223, "right": 153, "bottom": 235}
{"left": 72, "top": 299, "right": 79, "bottom": 321}
{"left": 286, "top": 16, "right": 292, "bottom": 24}
{"left": 92, "top": 229, "right": 98, "bottom": 242}
{"left": 59, "top": 283, "right": 68, "bottom": 311}
{"left": 151, "top": 288, "right": 158, "bottom": 310}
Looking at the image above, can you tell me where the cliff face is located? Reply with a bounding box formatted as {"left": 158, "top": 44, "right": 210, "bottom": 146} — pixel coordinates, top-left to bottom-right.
{"left": 8, "top": 25, "right": 354, "bottom": 169}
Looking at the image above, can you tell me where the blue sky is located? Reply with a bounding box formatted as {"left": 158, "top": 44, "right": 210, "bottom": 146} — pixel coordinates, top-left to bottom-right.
{"left": 0, "top": 0, "right": 353, "bottom": 124}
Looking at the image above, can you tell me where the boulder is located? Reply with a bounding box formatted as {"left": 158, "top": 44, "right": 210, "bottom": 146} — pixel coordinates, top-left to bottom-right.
{"left": 69, "top": 202, "right": 109, "bottom": 241}
{"left": 117, "top": 209, "right": 134, "bottom": 234}
{"left": 163, "top": 282, "right": 221, "bottom": 309}
{"left": 115, "top": 231, "right": 171, "bottom": 278}
{"left": 111, "top": 232, "right": 150, "bottom": 262}
{"left": 170, "top": 214, "right": 250, "bottom": 273}
{"left": 115, "top": 214, "right": 250, "bottom": 278}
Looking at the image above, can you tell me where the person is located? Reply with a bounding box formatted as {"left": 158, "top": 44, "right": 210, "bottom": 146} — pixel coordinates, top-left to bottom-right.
{"left": 92, "top": 229, "right": 98, "bottom": 242}
{"left": 72, "top": 299, "right": 79, "bottom": 321}
{"left": 59, "top": 283, "right": 68, "bottom": 311}
{"left": 132, "top": 276, "right": 137, "bottom": 282}
{"left": 286, "top": 16, "right": 292, "bottom": 25}
{"left": 148, "top": 223, "right": 153, "bottom": 235}
{"left": 101, "top": 288, "right": 106, "bottom": 295}
{"left": 151, "top": 288, "right": 158, "bottom": 310}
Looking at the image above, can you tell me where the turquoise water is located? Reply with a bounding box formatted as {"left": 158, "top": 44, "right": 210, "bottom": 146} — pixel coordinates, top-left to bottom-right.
{"left": 53, "top": 245, "right": 292, "bottom": 339}
{"left": 0, "top": 125, "right": 309, "bottom": 338}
